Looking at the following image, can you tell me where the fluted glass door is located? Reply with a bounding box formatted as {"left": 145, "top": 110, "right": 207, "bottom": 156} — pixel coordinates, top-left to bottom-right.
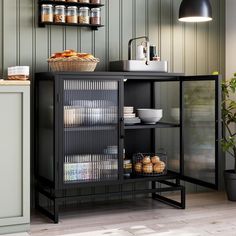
{"left": 182, "top": 78, "right": 219, "bottom": 187}
{"left": 63, "top": 79, "right": 119, "bottom": 184}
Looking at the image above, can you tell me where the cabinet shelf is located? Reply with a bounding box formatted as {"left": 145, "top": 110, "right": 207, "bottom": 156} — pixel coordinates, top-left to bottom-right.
{"left": 39, "top": 22, "right": 104, "bottom": 30}
{"left": 124, "top": 122, "right": 180, "bottom": 130}
{"left": 64, "top": 125, "right": 117, "bottom": 132}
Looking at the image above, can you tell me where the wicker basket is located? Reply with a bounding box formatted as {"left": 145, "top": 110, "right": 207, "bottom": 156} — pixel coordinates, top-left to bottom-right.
{"left": 48, "top": 60, "right": 98, "bottom": 72}
{"left": 133, "top": 152, "right": 167, "bottom": 177}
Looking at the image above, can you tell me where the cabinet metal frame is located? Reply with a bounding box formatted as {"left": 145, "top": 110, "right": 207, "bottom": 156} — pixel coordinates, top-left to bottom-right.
{"left": 34, "top": 72, "right": 221, "bottom": 223}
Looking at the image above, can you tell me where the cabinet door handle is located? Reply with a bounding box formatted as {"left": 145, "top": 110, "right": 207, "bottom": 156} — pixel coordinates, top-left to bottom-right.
{"left": 120, "top": 117, "right": 125, "bottom": 139}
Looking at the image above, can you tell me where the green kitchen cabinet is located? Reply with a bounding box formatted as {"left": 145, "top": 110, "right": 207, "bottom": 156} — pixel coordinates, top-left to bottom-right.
{"left": 0, "top": 81, "right": 30, "bottom": 234}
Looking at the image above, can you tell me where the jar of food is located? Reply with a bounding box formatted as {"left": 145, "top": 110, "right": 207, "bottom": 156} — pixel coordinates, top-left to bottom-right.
{"left": 41, "top": 4, "right": 53, "bottom": 22}
{"left": 90, "top": 0, "right": 101, "bottom": 4}
{"left": 55, "top": 0, "right": 66, "bottom": 1}
{"left": 54, "top": 5, "right": 66, "bottom": 23}
{"left": 78, "top": 0, "right": 90, "bottom": 3}
{"left": 78, "top": 7, "right": 90, "bottom": 24}
{"left": 67, "top": 0, "right": 78, "bottom": 2}
{"left": 67, "top": 6, "right": 78, "bottom": 24}
{"left": 90, "top": 8, "right": 101, "bottom": 25}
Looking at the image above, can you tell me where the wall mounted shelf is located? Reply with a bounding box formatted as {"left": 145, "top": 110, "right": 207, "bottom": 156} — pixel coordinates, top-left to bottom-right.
{"left": 38, "top": 0, "right": 104, "bottom": 30}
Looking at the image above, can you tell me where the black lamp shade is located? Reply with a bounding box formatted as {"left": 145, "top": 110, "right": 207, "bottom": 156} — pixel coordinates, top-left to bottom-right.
{"left": 179, "top": 0, "right": 212, "bottom": 22}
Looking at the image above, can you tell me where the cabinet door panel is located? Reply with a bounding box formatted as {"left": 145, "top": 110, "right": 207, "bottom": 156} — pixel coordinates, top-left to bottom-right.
{"left": 0, "top": 86, "right": 30, "bottom": 226}
{"left": 61, "top": 79, "right": 121, "bottom": 185}
{"left": 181, "top": 76, "right": 220, "bottom": 189}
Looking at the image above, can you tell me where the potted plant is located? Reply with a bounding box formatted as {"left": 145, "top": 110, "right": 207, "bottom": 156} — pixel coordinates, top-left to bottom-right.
{"left": 221, "top": 73, "right": 236, "bottom": 201}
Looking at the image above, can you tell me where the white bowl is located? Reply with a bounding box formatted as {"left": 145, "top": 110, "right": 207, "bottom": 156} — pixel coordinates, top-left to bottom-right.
{"left": 137, "top": 109, "right": 163, "bottom": 124}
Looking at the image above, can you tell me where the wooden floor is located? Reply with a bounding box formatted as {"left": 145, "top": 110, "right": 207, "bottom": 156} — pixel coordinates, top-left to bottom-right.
{"left": 30, "top": 192, "right": 236, "bottom": 236}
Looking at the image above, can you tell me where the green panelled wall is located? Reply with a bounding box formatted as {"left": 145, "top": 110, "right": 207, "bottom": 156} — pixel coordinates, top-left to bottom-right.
{"left": 0, "top": 0, "right": 225, "bottom": 77}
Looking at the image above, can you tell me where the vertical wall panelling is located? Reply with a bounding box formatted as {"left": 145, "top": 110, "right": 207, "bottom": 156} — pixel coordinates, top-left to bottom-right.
{"left": 184, "top": 23, "right": 196, "bottom": 75}
{"left": 0, "top": 0, "right": 3, "bottom": 77}
{"left": 3, "top": 0, "right": 17, "bottom": 75}
{"left": 80, "top": 28, "right": 93, "bottom": 54}
{"left": 108, "top": 0, "right": 120, "bottom": 62}
{"left": 219, "top": 0, "right": 225, "bottom": 76}
{"left": 19, "top": 0, "right": 33, "bottom": 69}
{"left": 208, "top": 0, "right": 219, "bottom": 74}
{"left": 135, "top": 0, "right": 146, "bottom": 39}
{"left": 121, "top": 0, "right": 133, "bottom": 60}
{"left": 172, "top": 0, "right": 184, "bottom": 73}
{"left": 196, "top": 23, "right": 208, "bottom": 75}
{"left": 50, "top": 26, "right": 65, "bottom": 54}
{"left": 94, "top": 0, "right": 106, "bottom": 70}
{"left": 160, "top": 0, "right": 172, "bottom": 71}
{"left": 65, "top": 28, "right": 78, "bottom": 51}
{"left": 147, "top": 0, "right": 159, "bottom": 49}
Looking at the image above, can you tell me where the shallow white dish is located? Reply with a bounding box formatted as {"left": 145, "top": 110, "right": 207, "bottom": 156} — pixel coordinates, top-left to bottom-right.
{"left": 137, "top": 109, "right": 163, "bottom": 124}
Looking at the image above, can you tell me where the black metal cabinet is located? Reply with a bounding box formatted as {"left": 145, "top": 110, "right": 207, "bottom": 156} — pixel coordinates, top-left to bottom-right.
{"left": 34, "top": 72, "right": 221, "bottom": 223}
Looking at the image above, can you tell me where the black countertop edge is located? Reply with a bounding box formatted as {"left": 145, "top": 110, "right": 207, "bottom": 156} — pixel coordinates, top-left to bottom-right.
{"left": 35, "top": 72, "right": 221, "bottom": 81}
{"left": 36, "top": 71, "right": 184, "bottom": 77}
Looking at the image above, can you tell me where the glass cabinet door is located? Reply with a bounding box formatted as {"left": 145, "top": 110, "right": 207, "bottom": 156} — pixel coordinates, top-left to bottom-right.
{"left": 182, "top": 77, "right": 220, "bottom": 188}
{"left": 62, "top": 79, "right": 120, "bottom": 184}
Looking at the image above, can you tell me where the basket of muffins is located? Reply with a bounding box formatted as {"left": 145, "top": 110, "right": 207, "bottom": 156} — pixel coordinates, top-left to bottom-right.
{"left": 48, "top": 49, "right": 100, "bottom": 72}
{"left": 133, "top": 153, "right": 167, "bottom": 176}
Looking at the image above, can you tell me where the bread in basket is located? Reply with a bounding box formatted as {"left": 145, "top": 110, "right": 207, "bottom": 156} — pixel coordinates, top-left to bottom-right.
{"left": 48, "top": 50, "right": 100, "bottom": 72}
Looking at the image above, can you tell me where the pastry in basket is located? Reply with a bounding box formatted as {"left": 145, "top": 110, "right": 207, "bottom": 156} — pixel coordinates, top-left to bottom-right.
{"left": 151, "top": 155, "right": 160, "bottom": 164}
{"left": 62, "top": 49, "right": 77, "bottom": 57}
{"left": 47, "top": 49, "right": 100, "bottom": 72}
{"left": 143, "top": 163, "right": 153, "bottom": 174}
{"left": 48, "top": 50, "right": 99, "bottom": 62}
{"left": 153, "top": 161, "right": 166, "bottom": 173}
{"left": 142, "top": 156, "right": 151, "bottom": 165}
{"left": 135, "top": 163, "right": 142, "bottom": 173}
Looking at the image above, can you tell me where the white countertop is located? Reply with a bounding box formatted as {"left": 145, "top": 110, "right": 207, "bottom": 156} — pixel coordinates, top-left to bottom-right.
{"left": 0, "top": 80, "right": 30, "bottom": 85}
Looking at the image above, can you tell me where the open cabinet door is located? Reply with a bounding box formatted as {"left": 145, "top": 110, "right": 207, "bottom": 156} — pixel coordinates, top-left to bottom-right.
{"left": 180, "top": 75, "right": 221, "bottom": 189}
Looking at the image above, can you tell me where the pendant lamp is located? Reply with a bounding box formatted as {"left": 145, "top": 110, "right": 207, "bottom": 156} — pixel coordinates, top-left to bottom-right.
{"left": 179, "top": 0, "right": 212, "bottom": 22}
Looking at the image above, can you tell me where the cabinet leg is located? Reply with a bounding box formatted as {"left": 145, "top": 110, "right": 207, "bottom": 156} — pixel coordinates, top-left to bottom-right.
{"left": 35, "top": 188, "right": 39, "bottom": 210}
{"left": 152, "top": 181, "right": 156, "bottom": 198}
{"left": 54, "top": 199, "right": 59, "bottom": 223}
{"left": 181, "top": 186, "right": 186, "bottom": 209}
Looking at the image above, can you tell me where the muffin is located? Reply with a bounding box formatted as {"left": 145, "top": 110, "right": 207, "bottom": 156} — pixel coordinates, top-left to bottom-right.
{"left": 142, "top": 156, "right": 151, "bottom": 165}
{"left": 135, "top": 163, "right": 143, "bottom": 173}
{"left": 153, "top": 161, "right": 166, "bottom": 173}
{"left": 151, "top": 155, "right": 160, "bottom": 164}
{"left": 143, "top": 163, "right": 153, "bottom": 174}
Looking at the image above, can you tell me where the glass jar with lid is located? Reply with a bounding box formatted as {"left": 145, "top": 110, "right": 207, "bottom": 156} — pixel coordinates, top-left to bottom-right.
{"left": 54, "top": 5, "right": 66, "bottom": 23}
{"left": 90, "top": 8, "right": 101, "bottom": 25}
{"left": 67, "top": 6, "right": 78, "bottom": 24}
{"left": 67, "top": 0, "right": 78, "bottom": 2}
{"left": 41, "top": 4, "right": 53, "bottom": 23}
{"left": 78, "top": 7, "right": 90, "bottom": 24}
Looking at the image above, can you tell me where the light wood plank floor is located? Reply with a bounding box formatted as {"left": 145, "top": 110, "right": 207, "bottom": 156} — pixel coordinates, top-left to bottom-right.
{"left": 30, "top": 192, "right": 236, "bottom": 236}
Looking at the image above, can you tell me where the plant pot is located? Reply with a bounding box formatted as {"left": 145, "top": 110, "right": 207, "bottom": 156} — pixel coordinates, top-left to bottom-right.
{"left": 224, "top": 170, "right": 236, "bottom": 201}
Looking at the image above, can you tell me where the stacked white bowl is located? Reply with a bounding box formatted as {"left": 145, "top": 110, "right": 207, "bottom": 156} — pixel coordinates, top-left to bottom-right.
{"left": 124, "top": 106, "right": 141, "bottom": 125}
